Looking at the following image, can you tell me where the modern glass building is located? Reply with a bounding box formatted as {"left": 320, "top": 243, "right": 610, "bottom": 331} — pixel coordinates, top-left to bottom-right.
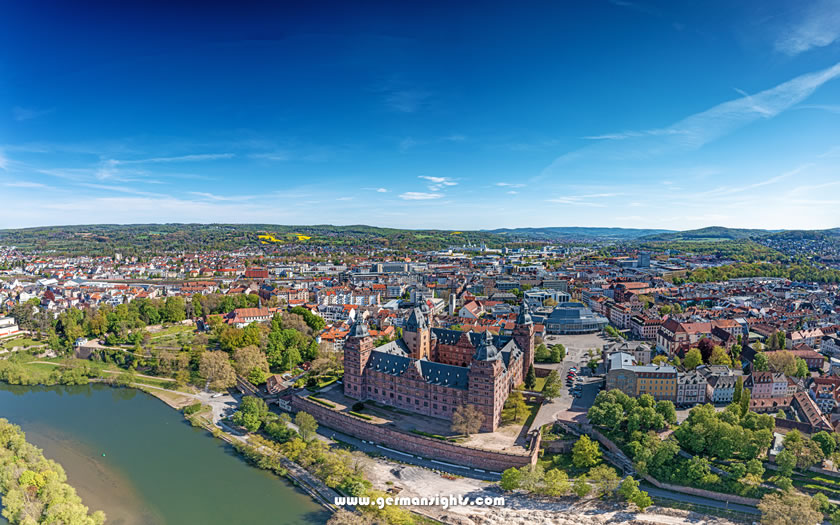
{"left": 536, "top": 302, "right": 609, "bottom": 334}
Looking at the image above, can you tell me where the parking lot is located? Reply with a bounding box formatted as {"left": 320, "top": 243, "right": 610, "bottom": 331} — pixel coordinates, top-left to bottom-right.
{"left": 530, "top": 332, "right": 610, "bottom": 429}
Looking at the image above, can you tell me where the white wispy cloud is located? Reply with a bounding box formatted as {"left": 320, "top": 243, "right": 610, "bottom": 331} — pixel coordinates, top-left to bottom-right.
{"left": 795, "top": 104, "right": 840, "bottom": 114}
{"left": 0, "top": 151, "right": 7, "bottom": 171}
{"left": 542, "top": 61, "right": 840, "bottom": 179}
{"left": 546, "top": 193, "right": 622, "bottom": 207}
{"left": 12, "top": 106, "right": 54, "bottom": 121}
{"left": 418, "top": 175, "right": 457, "bottom": 191}
{"left": 250, "top": 151, "right": 290, "bottom": 161}
{"left": 443, "top": 134, "right": 466, "bottom": 142}
{"left": 79, "top": 183, "right": 167, "bottom": 198}
{"left": 506, "top": 190, "right": 519, "bottom": 195}
{"left": 336, "top": 196, "right": 354, "bottom": 201}
{"left": 775, "top": 0, "right": 840, "bottom": 56}
{"left": 116, "top": 153, "right": 234, "bottom": 164}
{"left": 694, "top": 164, "right": 814, "bottom": 199}
{"left": 188, "top": 191, "right": 257, "bottom": 202}
{"left": 3, "top": 181, "right": 47, "bottom": 188}
{"left": 399, "top": 192, "right": 442, "bottom": 200}
{"left": 495, "top": 182, "right": 524, "bottom": 188}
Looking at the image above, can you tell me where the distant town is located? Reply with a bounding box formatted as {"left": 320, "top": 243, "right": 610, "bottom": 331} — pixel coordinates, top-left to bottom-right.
{"left": 2, "top": 224, "right": 840, "bottom": 525}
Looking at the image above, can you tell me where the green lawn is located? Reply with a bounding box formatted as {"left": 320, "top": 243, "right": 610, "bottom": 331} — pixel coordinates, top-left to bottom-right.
{"left": 1, "top": 337, "right": 43, "bottom": 350}
{"left": 533, "top": 376, "right": 546, "bottom": 392}
{"left": 148, "top": 324, "right": 195, "bottom": 339}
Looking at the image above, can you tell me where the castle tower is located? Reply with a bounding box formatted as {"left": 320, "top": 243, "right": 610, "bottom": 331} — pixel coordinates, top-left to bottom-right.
{"left": 403, "top": 307, "right": 431, "bottom": 360}
{"left": 468, "top": 331, "right": 505, "bottom": 432}
{"left": 513, "top": 301, "right": 536, "bottom": 377}
{"left": 343, "top": 318, "right": 373, "bottom": 399}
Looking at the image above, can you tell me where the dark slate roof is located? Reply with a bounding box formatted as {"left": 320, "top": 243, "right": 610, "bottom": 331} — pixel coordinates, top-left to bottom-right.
{"left": 373, "top": 340, "right": 409, "bottom": 356}
{"left": 406, "top": 307, "right": 428, "bottom": 331}
{"left": 431, "top": 328, "right": 467, "bottom": 346}
{"left": 498, "top": 339, "right": 522, "bottom": 368}
{"left": 474, "top": 331, "right": 501, "bottom": 361}
{"left": 516, "top": 301, "right": 533, "bottom": 325}
{"left": 431, "top": 327, "right": 515, "bottom": 350}
{"left": 367, "top": 350, "right": 411, "bottom": 376}
{"left": 347, "top": 318, "right": 370, "bottom": 339}
{"left": 415, "top": 359, "right": 469, "bottom": 389}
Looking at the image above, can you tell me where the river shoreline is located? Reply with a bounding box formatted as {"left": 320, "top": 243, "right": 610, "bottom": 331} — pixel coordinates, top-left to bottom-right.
{"left": 0, "top": 381, "right": 329, "bottom": 525}
{"left": 0, "top": 377, "right": 745, "bottom": 525}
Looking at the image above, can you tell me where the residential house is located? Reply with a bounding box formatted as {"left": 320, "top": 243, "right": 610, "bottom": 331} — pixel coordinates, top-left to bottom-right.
{"left": 745, "top": 371, "right": 788, "bottom": 399}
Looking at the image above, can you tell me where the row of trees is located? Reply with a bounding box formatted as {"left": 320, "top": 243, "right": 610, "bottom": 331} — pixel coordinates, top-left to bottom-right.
{"left": 501, "top": 435, "right": 652, "bottom": 510}
{"left": 534, "top": 343, "right": 565, "bottom": 363}
{"left": 587, "top": 390, "right": 677, "bottom": 436}
{"left": 221, "top": 401, "right": 424, "bottom": 525}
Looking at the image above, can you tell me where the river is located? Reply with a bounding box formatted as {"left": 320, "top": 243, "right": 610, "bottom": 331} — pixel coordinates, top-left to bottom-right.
{"left": 0, "top": 383, "right": 329, "bottom": 525}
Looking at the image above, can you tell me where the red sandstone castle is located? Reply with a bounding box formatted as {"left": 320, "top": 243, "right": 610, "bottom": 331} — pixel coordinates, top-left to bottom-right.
{"left": 343, "top": 302, "right": 535, "bottom": 432}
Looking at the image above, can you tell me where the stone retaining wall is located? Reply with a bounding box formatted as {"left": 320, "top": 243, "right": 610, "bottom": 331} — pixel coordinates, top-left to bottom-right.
{"left": 292, "top": 395, "right": 538, "bottom": 472}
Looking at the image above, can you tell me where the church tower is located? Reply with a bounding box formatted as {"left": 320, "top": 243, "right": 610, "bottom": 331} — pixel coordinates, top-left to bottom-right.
{"left": 468, "top": 331, "right": 505, "bottom": 432}
{"left": 403, "top": 306, "right": 431, "bottom": 360}
{"left": 513, "top": 301, "right": 535, "bottom": 376}
{"left": 343, "top": 318, "right": 373, "bottom": 399}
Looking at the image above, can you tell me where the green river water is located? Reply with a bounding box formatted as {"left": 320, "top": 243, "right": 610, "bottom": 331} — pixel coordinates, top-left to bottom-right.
{"left": 0, "top": 383, "right": 329, "bottom": 525}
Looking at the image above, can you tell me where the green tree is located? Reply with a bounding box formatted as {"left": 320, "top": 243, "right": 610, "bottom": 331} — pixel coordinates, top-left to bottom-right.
{"left": 813, "top": 431, "right": 836, "bottom": 457}
{"left": 232, "top": 396, "right": 269, "bottom": 432}
{"left": 295, "top": 411, "right": 318, "bottom": 441}
{"left": 683, "top": 348, "right": 702, "bottom": 370}
{"left": 524, "top": 364, "right": 536, "bottom": 390}
{"left": 550, "top": 344, "right": 566, "bottom": 362}
{"left": 534, "top": 344, "right": 551, "bottom": 362}
{"left": 733, "top": 376, "right": 744, "bottom": 403}
{"left": 655, "top": 400, "right": 677, "bottom": 425}
{"left": 776, "top": 449, "right": 796, "bottom": 477}
{"left": 795, "top": 358, "right": 809, "bottom": 378}
{"left": 503, "top": 390, "right": 529, "bottom": 423}
{"left": 759, "top": 490, "right": 822, "bottom": 525}
{"left": 739, "top": 386, "right": 751, "bottom": 416}
{"left": 500, "top": 467, "right": 522, "bottom": 491}
{"left": 572, "top": 476, "right": 591, "bottom": 498}
{"left": 542, "top": 370, "right": 562, "bottom": 401}
{"left": 709, "top": 346, "right": 732, "bottom": 367}
{"left": 572, "top": 435, "right": 602, "bottom": 469}
{"left": 587, "top": 464, "right": 620, "bottom": 498}
{"left": 541, "top": 468, "right": 571, "bottom": 497}
{"left": 753, "top": 352, "right": 769, "bottom": 372}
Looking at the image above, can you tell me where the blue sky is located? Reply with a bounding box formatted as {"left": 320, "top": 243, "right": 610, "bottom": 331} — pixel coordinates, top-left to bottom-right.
{"left": 1, "top": 1, "right": 840, "bottom": 230}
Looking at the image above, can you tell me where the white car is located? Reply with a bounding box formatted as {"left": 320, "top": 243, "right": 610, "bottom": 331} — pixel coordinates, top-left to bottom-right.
{"left": 211, "top": 393, "right": 225, "bottom": 398}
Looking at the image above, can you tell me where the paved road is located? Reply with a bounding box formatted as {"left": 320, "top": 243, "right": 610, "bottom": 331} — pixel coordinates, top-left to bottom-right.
{"left": 643, "top": 484, "right": 760, "bottom": 516}
{"left": 313, "top": 424, "right": 502, "bottom": 482}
